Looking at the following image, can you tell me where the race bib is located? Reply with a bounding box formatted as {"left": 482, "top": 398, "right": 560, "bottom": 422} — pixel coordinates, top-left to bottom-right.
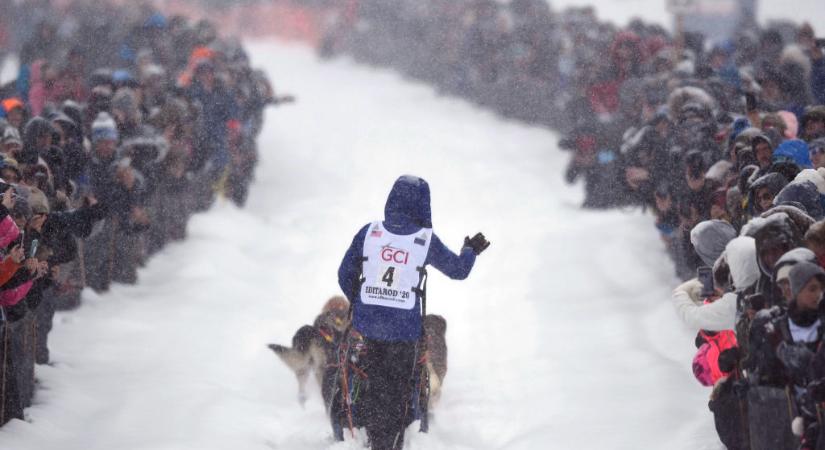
{"left": 360, "top": 222, "right": 431, "bottom": 310}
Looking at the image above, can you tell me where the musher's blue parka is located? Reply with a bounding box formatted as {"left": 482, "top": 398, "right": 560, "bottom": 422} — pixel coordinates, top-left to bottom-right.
{"left": 337, "top": 176, "right": 476, "bottom": 342}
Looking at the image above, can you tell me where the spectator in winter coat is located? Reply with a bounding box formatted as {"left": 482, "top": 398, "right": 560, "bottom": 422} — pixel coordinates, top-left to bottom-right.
{"left": 749, "top": 173, "right": 789, "bottom": 216}
{"left": 27, "top": 59, "right": 59, "bottom": 117}
{"left": 773, "top": 139, "right": 814, "bottom": 170}
{"left": 680, "top": 150, "right": 717, "bottom": 220}
{"left": 19, "top": 117, "right": 54, "bottom": 166}
{"left": 774, "top": 181, "right": 825, "bottom": 220}
{"left": 673, "top": 233, "right": 758, "bottom": 332}
{"left": 772, "top": 248, "right": 818, "bottom": 303}
{"left": 186, "top": 60, "right": 239, "bottom": 173}
{"left": 801, "top": 106, "right": 825, "bottom": 142}
{"left": 752, "top": 133, "right": 776, "bottom": 172}
{"left": 84, "top": 111, "right": 148, "bottom": 290}
{"left": 748, "top": 261, "right": 825, "bottom": 448}
{"left": 673, "top": 199, "right": 706, "bottom": 280}
{"left": 807, "top": 139, "right": 825, "bottom": 169}
{"left": 1, "top": 98, "right": 26, "bottom": 131}
{"left": 1, "top": 127, "right": 22, "bottom": 156}
{"left": 53, "top": 47, "right": 89, "bottom": 104}
{"left": 654, "top": 183, "right": 679, "bottom": 247}
{"left": 28, "top": 193, "right": 107, "bottom": 364}
{"left": 804, "top": 220, "right": 825, "bottom": 267}
{"left": 337, "top": 175, "right": 487, "bottom": 450}
{"left": 691, "top": 219, "right": 737, "bottom": 268}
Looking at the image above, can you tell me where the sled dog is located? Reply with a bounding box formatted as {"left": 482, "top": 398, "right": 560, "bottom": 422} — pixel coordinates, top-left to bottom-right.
{"left": 268, "top": 296, "right": 448, "bottom": 408}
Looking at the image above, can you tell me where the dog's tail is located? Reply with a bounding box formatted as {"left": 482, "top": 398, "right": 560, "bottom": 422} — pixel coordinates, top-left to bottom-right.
{"left": 267, "top": 343, "right": 289, "bottom": 354}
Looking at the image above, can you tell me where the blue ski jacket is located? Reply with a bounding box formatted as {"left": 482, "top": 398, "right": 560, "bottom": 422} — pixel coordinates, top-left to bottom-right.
{"left": 338, "top": 176, "right": 476, "bottom": 342}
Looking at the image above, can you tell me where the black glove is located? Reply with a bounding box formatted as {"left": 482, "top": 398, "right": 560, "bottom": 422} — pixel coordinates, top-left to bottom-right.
{"left": 464, "top": 232, "right": 490, "bottom": 255}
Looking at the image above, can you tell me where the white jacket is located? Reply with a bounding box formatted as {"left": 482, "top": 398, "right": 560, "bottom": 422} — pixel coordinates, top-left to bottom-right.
{"left": 671, "top": 279, "right": 737, "bottom": 332}
{"left": 670, "top": 236, "right": 758, "bottom": 332}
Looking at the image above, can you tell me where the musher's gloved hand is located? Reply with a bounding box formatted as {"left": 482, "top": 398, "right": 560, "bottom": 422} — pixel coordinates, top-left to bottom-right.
{"left": 464, "top": 232, "right": 490, "bottom": 255}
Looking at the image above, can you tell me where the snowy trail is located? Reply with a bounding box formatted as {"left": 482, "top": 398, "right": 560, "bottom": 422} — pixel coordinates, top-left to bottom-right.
{"left": 1, "top": 42, "right": 720, "bottom": 450}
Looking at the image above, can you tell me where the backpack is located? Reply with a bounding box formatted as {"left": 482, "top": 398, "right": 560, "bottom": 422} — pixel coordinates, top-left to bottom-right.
{"left": 693, "top": 329, "right": 738, "bottom": 387}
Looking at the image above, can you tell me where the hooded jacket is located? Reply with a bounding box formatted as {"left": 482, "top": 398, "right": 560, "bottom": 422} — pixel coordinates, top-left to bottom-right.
{"left": 690, "top": 220, "right": 737, "bottom": 267}
{"left": 748, "top": 172, "right": 789, "bottom": 215}
{"left": 338, "top": 176, "right": 476, "bottom": 341}
{"left": 671, "top": 236, "right": 759, "bottom": 332}
{"left": 20, "top": 117, "right": 55, "bottom": 165}
{"left": 773, "top": 139, "right": 813, "bottom": 169}
{"left": 774, "top": 180, "right": 825, "bottom": 220}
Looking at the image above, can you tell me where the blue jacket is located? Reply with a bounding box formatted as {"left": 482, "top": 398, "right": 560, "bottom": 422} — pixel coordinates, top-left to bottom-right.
{"left": 813, "top": 58, "right": 825, "bottom": 105}
{"left": 338, "top": 176, "right": 476, "bottom": 342}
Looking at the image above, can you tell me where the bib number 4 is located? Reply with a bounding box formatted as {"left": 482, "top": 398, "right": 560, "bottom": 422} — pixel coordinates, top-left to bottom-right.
{"left": 381, "top": 266, "right": 396, "bottom": 287}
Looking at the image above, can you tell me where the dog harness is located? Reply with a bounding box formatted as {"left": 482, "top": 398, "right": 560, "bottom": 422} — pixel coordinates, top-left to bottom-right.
{"left": 360, "top": 221, "right": 431, "bottom": 310}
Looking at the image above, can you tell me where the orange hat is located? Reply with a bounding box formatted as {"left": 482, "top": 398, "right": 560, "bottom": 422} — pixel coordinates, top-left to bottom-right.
{"left": 190, "top": 46, "right": 216, "bottom": 62}
{"left": 1, "top": 98, "right": 24, "bottom": 114}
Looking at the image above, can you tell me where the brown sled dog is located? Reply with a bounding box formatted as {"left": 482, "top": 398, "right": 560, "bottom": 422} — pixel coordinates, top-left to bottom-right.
{"left": 268, "top": 296, "right": 448, "bottom": 408}
{"left": 422, "top": 314, "right": 447, "bottom": 407}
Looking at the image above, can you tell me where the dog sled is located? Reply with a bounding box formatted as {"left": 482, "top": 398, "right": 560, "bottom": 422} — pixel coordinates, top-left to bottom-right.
{"left": 326, "top": 327, "right": 433, "bottom": 442}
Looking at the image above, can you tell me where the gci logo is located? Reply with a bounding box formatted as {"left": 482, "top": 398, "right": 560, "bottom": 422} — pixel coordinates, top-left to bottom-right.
{"left": 381, "top": 246, "right": 409, "bottom": 265}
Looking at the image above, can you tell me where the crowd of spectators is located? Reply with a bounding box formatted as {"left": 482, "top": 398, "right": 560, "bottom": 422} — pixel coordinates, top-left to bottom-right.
{"left": 319, "top": 0, "right": 825, "bottom": 448}
{"left": 0, "top": 0, "right": 281, "bottom": 425}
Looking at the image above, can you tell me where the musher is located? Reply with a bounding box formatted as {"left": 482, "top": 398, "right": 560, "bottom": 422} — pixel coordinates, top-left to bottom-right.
{"left": 337, "top": 174, "right": 488, "bottom": 450}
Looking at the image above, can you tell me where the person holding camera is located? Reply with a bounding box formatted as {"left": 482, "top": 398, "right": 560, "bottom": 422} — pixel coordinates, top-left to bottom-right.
{"left": 336, "top": 175, "right": 489, "bottom": 450}
{"left": 747, "top": 261, "right": 825, "bottom": 449}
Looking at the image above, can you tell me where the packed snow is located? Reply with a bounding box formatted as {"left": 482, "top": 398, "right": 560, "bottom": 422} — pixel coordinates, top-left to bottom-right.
{"left": 0, "top": 40, "right": 725, "bottom": 449}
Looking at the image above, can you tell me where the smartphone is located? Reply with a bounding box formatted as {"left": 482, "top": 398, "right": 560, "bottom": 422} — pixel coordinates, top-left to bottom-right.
{"left": 745, "top": 92, "right": 757, "bottom": 113}
{"left": 697, "top": 266, "right": 714, "bottom": 298}
{"left": 29, "top": 239, "right": 38, "bottom": 258}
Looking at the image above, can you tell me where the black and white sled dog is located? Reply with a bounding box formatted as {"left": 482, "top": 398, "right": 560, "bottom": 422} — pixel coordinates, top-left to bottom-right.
{"left": 267, "top": 295, "right": 350, "bottom": 406}
{"left": 267, "top": 296, "right": 449, "bottom": 409}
